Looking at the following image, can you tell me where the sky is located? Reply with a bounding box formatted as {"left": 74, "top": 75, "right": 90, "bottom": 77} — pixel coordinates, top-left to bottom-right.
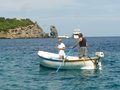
{"left": 0, "top": 0, "right": 120, "bottom": 37}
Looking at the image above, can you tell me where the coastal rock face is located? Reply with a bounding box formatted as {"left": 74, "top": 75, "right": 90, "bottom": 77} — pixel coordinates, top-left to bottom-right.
{"left": 0, "top": 23, "right": 48, "bottom": 39}
{"left": 50, "top": 25, "right": 58, "bottom": 38}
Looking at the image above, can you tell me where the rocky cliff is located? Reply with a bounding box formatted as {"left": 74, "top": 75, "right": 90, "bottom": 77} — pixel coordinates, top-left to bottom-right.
{"left": 0, "top": 23, "right": 48, "bottom": 39}
{"left": 0, "top": 17, "right": 49, "bottom": 39}
{"left": 50, "top": 25, "right": 58, "bottom": 38}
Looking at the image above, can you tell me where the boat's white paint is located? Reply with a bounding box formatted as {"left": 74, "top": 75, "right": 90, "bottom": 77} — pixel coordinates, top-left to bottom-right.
{"left": 38, "top": 51, "right": 103, "bottom": 70}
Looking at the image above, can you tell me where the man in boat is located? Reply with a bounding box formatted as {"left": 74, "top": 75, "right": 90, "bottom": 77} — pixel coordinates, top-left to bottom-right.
{"left": 71, "top": 33, "right": 88, "bottom": 58}
{"left": 55, "top": 38, "right": 66, "bottom": 59}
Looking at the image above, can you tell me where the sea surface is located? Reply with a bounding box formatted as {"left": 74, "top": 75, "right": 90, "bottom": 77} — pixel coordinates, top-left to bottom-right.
{"left": 0, "top": 37, "right": 120, "bottom": 90}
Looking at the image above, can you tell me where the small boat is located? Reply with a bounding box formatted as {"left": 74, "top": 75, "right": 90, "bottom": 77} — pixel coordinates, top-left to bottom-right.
{"left": 72, "top": 28, "right": 81, "bottom": 39}
{"left": 37, "top": 51, "right": 104, "bottom": 70}
{"left": 58, "top": 34, "right": 69, "bottom": 38}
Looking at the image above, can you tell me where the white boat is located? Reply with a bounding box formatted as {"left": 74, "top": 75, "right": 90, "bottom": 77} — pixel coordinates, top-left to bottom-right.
{"left": 73, "top": 28, "right": 81, "bottom": 39}
{"left": 37, "top": 51, "right": 104, "bottom": 70}
{"left": 58, "top": 34, "right": 69, "bottom": 38}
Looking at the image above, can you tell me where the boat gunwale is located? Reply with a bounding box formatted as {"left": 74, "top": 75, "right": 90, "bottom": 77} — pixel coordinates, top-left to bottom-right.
{"left": 38, "top": 55, "right": 99, "bottom": 63}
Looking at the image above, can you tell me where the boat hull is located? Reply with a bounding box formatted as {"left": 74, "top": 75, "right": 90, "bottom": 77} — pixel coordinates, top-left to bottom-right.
{"left": 38, "top": 51, "right": 102, "bottom": 70}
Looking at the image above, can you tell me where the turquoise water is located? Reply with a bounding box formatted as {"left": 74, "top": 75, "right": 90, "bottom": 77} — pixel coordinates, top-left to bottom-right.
{"left": 0, "top": 37, "right": 120, "bottom": 90}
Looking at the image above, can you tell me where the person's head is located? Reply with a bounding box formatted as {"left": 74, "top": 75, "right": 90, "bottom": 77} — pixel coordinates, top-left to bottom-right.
{"left": 57, "top": 38, "right": 62, "bottom": 44}
{"left": 78, "top": 33, "right": 83, "bottom": 38}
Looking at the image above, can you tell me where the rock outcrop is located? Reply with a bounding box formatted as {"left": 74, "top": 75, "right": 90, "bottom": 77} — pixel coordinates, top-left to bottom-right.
{"left": 0, "top": 23, "right": 48, "bottom": 39}
{"left": 50, "top": 25, "right": 58, "bottom": 38}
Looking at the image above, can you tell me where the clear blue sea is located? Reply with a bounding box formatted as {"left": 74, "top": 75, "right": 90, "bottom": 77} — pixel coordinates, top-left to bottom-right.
{"left": 0, "top": 37, "right": 120, "bottom": 90}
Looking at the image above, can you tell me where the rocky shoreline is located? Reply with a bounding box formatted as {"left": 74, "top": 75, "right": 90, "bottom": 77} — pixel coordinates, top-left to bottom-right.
{"left": 0, "top": 23, "right": 49, "bottom": 39}
{"left": 0, "top": 17, "right": 59, "bottom": 39}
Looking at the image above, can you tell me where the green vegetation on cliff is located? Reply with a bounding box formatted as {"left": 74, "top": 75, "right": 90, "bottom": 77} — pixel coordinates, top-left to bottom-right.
{"left": 0, "top": 17, "right": 34, "bottom": 32}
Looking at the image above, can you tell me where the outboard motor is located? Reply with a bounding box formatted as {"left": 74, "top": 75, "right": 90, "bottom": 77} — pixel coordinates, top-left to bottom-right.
{"left": 95, "top": 52, "right": 104, "bottom": 70}
{"left": 95, "top": 52, "right": 104, "bottom": 57}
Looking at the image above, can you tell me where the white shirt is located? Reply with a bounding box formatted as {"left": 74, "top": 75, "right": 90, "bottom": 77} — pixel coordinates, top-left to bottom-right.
{"left": 58, "top": 43, "right": 65, "bottom": 56}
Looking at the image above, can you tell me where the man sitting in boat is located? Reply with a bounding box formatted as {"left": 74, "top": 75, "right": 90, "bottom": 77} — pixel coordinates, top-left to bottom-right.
{"left": 55, "top": 38, "right": 66, "bottom": 59}
{"left": 71, "top": 33, "right": 88, "bottom": 59}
